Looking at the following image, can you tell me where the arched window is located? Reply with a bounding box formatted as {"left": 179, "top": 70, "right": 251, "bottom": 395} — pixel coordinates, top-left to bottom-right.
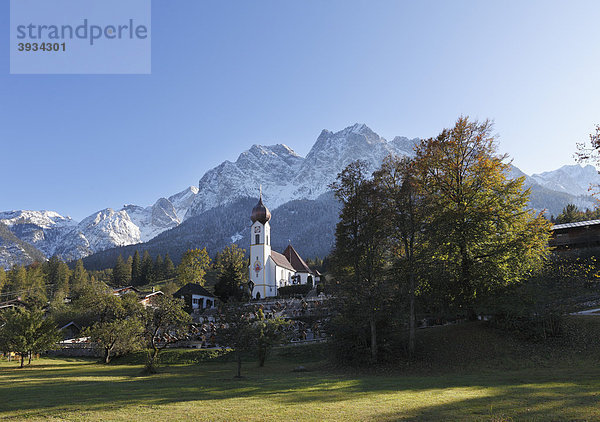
{"left": 255, "top": 234, "right": 260, "bottom": 244}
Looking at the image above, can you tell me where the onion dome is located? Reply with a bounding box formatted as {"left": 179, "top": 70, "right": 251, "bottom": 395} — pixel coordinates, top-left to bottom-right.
{"left": 251, "top": 196, "right": 271, "bottom": 224}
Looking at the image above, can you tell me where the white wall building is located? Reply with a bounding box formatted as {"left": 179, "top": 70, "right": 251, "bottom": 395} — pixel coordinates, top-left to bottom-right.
{"left": 248, "top": 194, "right": 315, "bottom": 299}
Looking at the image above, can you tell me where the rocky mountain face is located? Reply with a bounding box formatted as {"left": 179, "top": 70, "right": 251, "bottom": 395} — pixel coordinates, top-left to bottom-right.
{"left": 1, "top": 123, "right": 599, "bottom": 269}
{"left": 531, "top": 164, "right": 600, "bottom": 197}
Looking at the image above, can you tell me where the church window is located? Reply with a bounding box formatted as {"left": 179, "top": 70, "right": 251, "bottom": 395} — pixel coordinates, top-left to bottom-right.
{"left": 266, "top": 235, "right": 269, "bottom": 245}
{"left": 255, "top": 234, "right": 260, "bottom": 244}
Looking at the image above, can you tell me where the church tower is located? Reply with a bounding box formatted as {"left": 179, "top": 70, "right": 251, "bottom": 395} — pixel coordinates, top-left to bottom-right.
{"left": 249, "top": 190, "right": 271, "bottom": 299}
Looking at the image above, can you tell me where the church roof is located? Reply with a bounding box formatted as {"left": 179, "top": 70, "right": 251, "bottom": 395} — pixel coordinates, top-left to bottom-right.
{"left": 270, "top": 251, "right": 296, "bottom": 271}
{"left": 283, "top": 244, "right": 312, "bottom": 273}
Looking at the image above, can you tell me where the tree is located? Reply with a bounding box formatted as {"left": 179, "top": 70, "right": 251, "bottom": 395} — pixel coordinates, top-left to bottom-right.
{"left": 413, "top": 117, "right": 551, "bottom": 315}
{"left": 141, "top": 251, "right": 154, "bottom": 285}
{"left": 0, "top": 307, "right": 60, "bottom": 367}
{"left": 23, "top": 264, "right": 48, "bottom": 307}
{"left": 329, "top": 160, "right": 391, "bottom": 363}
{"left": 214, "top": 244, "right": 248, "bottom": 302}
{"left": 554, "top": 204, "right": 590, "bottom": 224}
{"left": 143, "top": 295, "right": 191, "bottom": 373}
{"left": 177, "top": 248, "right": 211, "bottom": 286}
{"left": 153, "top": 255, "right": 164, "bottom": 282}
{"left": 163, "top": 254, "right": 176, "bottom": 280}
{"left": 44, "top": 256, "right": 71, "bottom": 301}
{"left": 86, "top": 317, "right": 143, "bottom": 364}
{"left": 131, "top": 250, "right": 142, "bottom": 286}
{"left": 0, "top": 269, "right": 6, "bottom": 293}
{"left": 217, "top": 303, "right": 257, "bottom": 378}
{"left": 373, "top": 155, "right": 426, "bottom": 358}
{"left": 112, "top": 255, "right": 130, "bottom": 287}
{"left": 576, "top": 124, "right": 600, "bottom": 173}
{"left": 70, "top": 259, "right": 89, "bottom": 297}
{"left": 255, "top": 308, "right": 289, "bottom": 367}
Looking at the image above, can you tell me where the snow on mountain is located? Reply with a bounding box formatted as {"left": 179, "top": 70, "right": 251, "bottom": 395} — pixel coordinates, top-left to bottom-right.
{"left": 531, "top": 164, "right": 600, "bottom": 197}
{"left": 52, "top": 208, "right": 141, "bottom": 261}
{"left": 0, "top": 210, "right": 77, "bottom": 257}
{"left": 185, "top": 143, "right": 304, "bottom": 217}
{"left": 186, "top": 124, "right": 419, "bottom": 217}
{"left": 0, "top": 222, "right": 46, "bottom": 269}
{"left": 123, "top": 198, "right": 180, "bottom": 243}
{"left": 3, "top": 123, "right": 599, "bottom": 266}
{"left": 168, "top": 186, "right": 199, "bottom": 220}
{"left": 291, "top": 124, "right": 418, "bottom": 199}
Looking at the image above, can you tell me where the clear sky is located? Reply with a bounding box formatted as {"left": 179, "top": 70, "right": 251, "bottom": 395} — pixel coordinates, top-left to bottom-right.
{"left": 1, "top": 0, "right": 600, "bottom": 220}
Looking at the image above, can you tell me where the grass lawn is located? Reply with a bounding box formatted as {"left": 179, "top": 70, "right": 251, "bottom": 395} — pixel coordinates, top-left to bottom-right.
{"left": 2, "top": 322, "right": 600, "bottom": 421}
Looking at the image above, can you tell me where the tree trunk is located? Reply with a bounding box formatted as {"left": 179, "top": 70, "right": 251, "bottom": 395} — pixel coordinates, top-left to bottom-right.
{"left": 236, "top": 352, "right": 242, "bottom": 377}
{"left": 28, "top": 352, "right": 32, "bottom": 365}
{"left": 369, "top": 316, "right": 377, "bottom": 363}
{"left": 20, "top": 354, "right": 24, "bottom": 368}
{"left": 104, "top": 348, "right": 111, "bottom": 364}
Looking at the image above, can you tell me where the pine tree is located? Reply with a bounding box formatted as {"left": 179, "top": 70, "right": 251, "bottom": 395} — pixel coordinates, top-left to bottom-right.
{"left": 6, "top": 265, "right": 27, "bottom": 300}
{"left": 141, "top": 251, "right": 154, "bottom": 285}
{"left": 214, "top": 244, "right": 247, "bottom": 302}
{"left": 0, "top": 269, "right": 6, "bottom": 293}
{"left": 112, "top": 255, "right": 130, "bottom": 287}
{"left": 44, "top": 256, "right": 70, "bottom": 301}
{"left": 131, "top": 250, "right": 142, "bottom": 286}
{"left": 24, "top": 263, "right": 47, "bottom": 307}
{"left": 70, "top": 259, "right": 89, "bottom": 299}
{"left": 163, "top": 253, "right": 176, "bottom": 280}
{"left": 153, "top": 255, "right": 164, "bottom": 282}
{"left": 125, "top": 255, "right": 133, "bottom": 283}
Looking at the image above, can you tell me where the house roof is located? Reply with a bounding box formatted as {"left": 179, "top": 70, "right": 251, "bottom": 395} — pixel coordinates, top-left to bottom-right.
{"left": 174, "top": 283, "right": 215, "bottom": 298}
{"left": 283, "top": 244, "right": 312, "bottom": 273}
{"left": 270, "top": 251, "right": 296, "bottom": 271}
{"left": 552, "top": 219, "right": 600, "bottom": 231}
{"left": 113, "top": 286, "right": 140, "bottom": 296}
{"left": 59, "top": 321, "right": 82, "bottom": 331}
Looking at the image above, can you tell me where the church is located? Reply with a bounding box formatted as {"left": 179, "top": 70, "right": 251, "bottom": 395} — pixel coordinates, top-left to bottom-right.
{"left": 248, "top": 193, "right": 316, "bottom": 299}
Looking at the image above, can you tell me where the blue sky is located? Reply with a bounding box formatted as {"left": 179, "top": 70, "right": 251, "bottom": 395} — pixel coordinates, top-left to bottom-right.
{"left": 1, "top": 0, "right": 600, "bottom": 220}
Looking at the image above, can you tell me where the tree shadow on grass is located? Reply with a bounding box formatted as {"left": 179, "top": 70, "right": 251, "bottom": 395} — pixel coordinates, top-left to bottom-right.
{"left": 1, "top": 360, "right": 600, "bottom": 420}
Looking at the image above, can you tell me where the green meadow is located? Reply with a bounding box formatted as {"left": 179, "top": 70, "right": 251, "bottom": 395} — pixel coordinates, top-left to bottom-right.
{"left": 2, "top": 320, "right": 600, "bottom": 421}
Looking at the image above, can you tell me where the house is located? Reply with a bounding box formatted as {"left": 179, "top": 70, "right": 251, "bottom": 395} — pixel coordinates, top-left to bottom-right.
{"left": 173, "top": 283, "right": 216, "bottom": 311}
{"left": 112, "top": 286, "right": 140, "bottom": 297}
{"left": 139, "top": 290, "right": 163, "bottom": 308}
{"left": 0, "top": 299, "right": 28, "bottom": 310}
{"left": 59, "top": 321, "right": 82, "bottom": 340}
{"left": 550, "top": 219, "right": 600, "bottom": 250}
{"left": 248, "top": 192, "right": 317, "bottom": 299}
{"left": 113, "top": 286, "right": 163, "bottom": 307}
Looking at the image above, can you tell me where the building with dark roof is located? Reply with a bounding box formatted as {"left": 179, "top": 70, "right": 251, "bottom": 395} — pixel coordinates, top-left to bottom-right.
{"left": 173, "top": 283, "right": 216, "bottom": 310}
{"left": 550, "top": 219, "right": 600, "bottom": 250}
{"left": 249, "top": 191, "right": 316, "bottom": 299}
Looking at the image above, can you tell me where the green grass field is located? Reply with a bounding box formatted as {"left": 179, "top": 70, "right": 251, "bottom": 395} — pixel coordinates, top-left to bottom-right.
{"left": 2, "top": 321, "right": 600, "bottom": 421}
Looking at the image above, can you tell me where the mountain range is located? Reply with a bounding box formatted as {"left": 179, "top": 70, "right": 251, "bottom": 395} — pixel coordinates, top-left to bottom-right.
{"left": 1, "top": 123, "right": 598, "bottom": 270}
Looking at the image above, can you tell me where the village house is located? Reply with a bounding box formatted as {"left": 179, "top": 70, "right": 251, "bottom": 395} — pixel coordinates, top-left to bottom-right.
{"left": 173, "top": 283, "right": 216, "bottom": 311}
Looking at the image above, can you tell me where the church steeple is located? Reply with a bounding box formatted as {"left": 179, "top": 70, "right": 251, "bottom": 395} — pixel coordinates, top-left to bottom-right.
{"left": 250, "top": 186, "right": 271, "bottom": 224}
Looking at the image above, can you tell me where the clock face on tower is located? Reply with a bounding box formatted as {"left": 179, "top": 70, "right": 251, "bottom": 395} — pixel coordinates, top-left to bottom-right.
{"left": 254, "top": 226, "right": 261, "bottom": 233}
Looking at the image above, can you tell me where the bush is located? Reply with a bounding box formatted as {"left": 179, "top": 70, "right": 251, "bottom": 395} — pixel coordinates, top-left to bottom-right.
{"left": 278, "top": 284, "right": 312, "bottom": 297}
